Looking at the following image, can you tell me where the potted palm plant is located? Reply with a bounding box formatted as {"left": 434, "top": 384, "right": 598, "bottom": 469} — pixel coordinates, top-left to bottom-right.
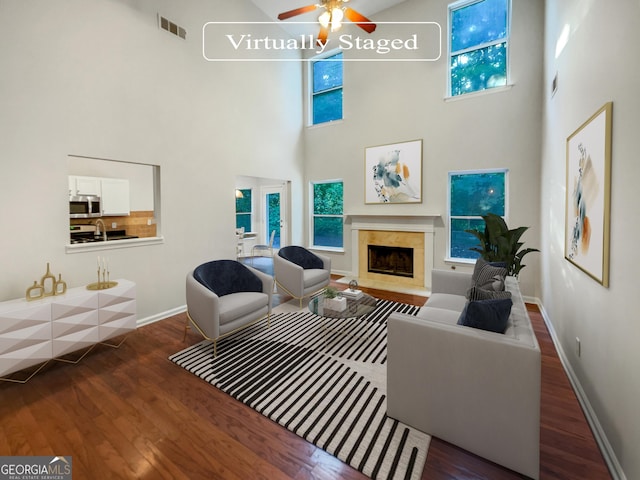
{"left": 465, "top": 213, "right": 539, "bottom": 277}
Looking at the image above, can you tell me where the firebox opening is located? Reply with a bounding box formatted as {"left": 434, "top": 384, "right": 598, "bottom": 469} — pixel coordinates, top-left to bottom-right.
{"left": 368, "top": 245, "right": 414, "bottom": 278}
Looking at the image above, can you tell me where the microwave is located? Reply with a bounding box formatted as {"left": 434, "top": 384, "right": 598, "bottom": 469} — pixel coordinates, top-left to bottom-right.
{"left": 69, "top": 195, "right": 101, "bottom": 218}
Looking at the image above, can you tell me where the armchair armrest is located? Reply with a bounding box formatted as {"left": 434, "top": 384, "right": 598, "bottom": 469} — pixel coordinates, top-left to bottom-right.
{"left": 314, "top": 252, "right": 331, "bottom": 272}
{"left": 274, "top": 254, "right": 304, "bottom": 296}
{"left": 186, "top": 272, "right": 220, "bottom": 339}
{"left": 431, "top": 269, "right": 472, "bottom": 295}
{"left": 246, "top": 265, "right": 274, "bottom": 312}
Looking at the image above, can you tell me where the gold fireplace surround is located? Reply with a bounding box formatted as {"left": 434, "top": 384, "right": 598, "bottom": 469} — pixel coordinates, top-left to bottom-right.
{"left": 358, "top": 230, "right": 425, "bottom": 289}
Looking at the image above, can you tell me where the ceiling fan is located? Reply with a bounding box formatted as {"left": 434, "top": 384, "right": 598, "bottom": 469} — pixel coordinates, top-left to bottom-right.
{"left": 277, "top": 0, "right": 376, "bottom": 45}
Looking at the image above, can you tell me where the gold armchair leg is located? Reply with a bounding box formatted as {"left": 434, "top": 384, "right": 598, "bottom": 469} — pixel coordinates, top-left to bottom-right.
{"left": 184, "top": 309, "right": 269, "bottom": 358}
{"left": 183, "top": 314, "right": 191, "bottom": 341}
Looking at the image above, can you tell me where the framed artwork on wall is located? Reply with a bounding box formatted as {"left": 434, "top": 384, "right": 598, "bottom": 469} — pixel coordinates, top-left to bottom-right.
{"left": 565, "top": 102, "right": 612, "bottom": 287}
{"left": 364, "top": 139, "right": 422, "bottom": 204}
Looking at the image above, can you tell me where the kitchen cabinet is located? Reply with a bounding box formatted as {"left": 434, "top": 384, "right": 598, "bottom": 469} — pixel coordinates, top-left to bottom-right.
{"left": 68, "top": 175, "right": 131, "bottom": 216}
{"left": 101, "top": 178, "right": 130, "bottom": 216}
{"left": 69, "top": 175, "right": 101, "bottom": 196}
{"left": 0, "top": 280, "right": 136, "bottom": 380}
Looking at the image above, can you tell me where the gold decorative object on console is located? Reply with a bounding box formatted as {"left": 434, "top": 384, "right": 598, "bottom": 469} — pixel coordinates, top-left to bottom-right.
{"left": 87, "top": 256, "right": 118, "bottom": 290}
{"left": 55, "top": 274, "right": 67, "bottom": 295}
{"left": 26, "top": 281, "right": 44, "bottom": 301}
{"left": 40, "top": 262, "right": 56, "bottom": 297}
{"left": 26, "top": 263, "right": 67, "bottom": 301}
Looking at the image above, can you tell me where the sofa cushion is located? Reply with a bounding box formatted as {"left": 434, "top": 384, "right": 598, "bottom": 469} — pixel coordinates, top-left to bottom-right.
{"left": 279, "top": 246, "right": 324, "bottom": 269}
{"left": 416, "top": 306, "right": 463, "bottom": 325}
{"left": 457, "top": 298, "right": 513, "bottom": 334}
{"left": 194, "top": 260, "right": 262, "bottom": 297}
{"left": 425, "top": 292, "right": 468, "bottom": 312}
{"left": 466, "top": 286, "right": 513, "bottom": 302}
{"left": 471, "top": 258, "right": 507, "bottom": 291}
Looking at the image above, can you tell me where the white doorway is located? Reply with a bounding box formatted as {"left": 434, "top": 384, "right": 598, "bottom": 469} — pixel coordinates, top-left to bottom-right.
{"left": 260, "top": 184, "right": 287, "bottom": 249}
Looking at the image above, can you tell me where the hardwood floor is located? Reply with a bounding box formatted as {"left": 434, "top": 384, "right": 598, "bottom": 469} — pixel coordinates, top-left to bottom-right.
{"left": 0, "top": 278, "right": 611, "bottom": 479}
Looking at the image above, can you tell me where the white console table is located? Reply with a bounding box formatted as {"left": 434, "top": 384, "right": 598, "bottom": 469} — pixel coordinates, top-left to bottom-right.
{"left": 0, "top": 279, "right": 136, "bottom": 382}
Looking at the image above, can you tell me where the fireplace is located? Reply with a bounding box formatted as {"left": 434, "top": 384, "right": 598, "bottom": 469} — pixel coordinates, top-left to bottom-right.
{"left": 349, "top": 215, "right": 438, "bottom": 291}
{"left": 356, "top": 229, "right": 426, "bottom": 289}
{"left": 368, "top": 245, "right": 414, "bottom": 278}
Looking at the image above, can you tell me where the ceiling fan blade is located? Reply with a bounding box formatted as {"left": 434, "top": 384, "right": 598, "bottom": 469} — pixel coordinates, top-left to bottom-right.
{"left": 317, "top": 25, "right": 329, "bottom": 46}
{"left": 277, "top": 4, "right": 318, "bottom": 20}
{"left": 344, "top": 7, "right": 377, "bottom": 33}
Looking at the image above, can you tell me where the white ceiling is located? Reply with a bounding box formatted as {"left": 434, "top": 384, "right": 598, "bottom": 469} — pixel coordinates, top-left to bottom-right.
{"left": 250, "top": 0, "right": 408, "bottom": 38}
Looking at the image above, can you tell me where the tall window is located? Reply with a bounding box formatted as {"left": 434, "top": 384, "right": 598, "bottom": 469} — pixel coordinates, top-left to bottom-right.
{"left": 235, "top": 188, "right": 252, "bottom": 232}
{"left": 448, "top": 169, "right": 507, "bottom": 260}
{"left": 311, "top": 180, "right": 343, "bottom": 249}
{"left": 311, "top": 52, "right": 343, "bottom": 125}
{"left": 449, "top": 0, "right": 509, "bottom": 96}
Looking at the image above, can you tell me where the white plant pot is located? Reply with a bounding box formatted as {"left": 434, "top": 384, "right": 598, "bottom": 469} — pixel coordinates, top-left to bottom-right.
{"left": 324, "top": 296, "right": 347, "bottom": 312}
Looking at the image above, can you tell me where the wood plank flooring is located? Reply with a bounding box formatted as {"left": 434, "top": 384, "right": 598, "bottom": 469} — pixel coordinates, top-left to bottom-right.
{"left": 0, "top": 278, "right": 611, "bottom": 479}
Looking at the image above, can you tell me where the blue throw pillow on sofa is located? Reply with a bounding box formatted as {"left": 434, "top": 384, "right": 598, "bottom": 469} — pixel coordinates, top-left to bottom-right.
{"left": 457, "top": 298, "right": 513, "bottom": 334}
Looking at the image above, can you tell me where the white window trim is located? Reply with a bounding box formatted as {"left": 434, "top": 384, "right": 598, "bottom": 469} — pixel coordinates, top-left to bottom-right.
{"left": 447, "top": 0, "right": 512, "bottom": 98}
{"left": 446, "top": 168, "right": 509, "bottom": 261}
{"left": 236, "top": 188, "right": 253, "bottom": 232}
{"left": 307, "top": 48, "right": 343, "bottom": 127}
{"left": 309, "top": 178, "right": 345, "bottom": 252}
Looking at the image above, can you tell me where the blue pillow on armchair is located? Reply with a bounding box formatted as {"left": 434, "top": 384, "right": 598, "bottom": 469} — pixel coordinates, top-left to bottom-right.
{"left": 278, "top": 246, "right": 324, "bottom": 269}
{"left": 194, "top": 260, "right": 262, "bottom": 297}
{"left": 457, "top": 297, "right": 513, "bottom": 334}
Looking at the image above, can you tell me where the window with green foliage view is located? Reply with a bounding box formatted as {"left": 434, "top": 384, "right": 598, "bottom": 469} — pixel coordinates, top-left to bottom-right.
{"left": 449, "top": 0, "right": 509, "bottom": 96}
{"left": 235, "top": 188, "right": 252, "bottom": 232}
{"left": 311, "top": 52, "right": 343, "bottom": 125}
{"left": 312, "top": 181, "right": 343, "bottom": 249}
{"left": 449, "top": 170, "right": 507, "bottom": 260}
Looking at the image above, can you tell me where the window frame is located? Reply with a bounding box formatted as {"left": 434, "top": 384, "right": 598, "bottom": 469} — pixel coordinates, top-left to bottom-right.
{"left": 235, "top": 188, "right": 252, "bottom": 233}
{"left": 447, "top": 0, "right": 511, "bottom": 98}
{"left": 447, "top": 168, "right": 509, "bottom": 262}
{"left": 309, "top": 179, "right": 344, "bottom": 252}
{"left": 308, "top": 49, "right": 344, "bottom": 126}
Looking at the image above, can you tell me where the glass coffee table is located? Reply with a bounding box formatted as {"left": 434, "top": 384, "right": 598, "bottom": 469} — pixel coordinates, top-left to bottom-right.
{"left": 308, "top": 291, "right": 377, "bottom": 319}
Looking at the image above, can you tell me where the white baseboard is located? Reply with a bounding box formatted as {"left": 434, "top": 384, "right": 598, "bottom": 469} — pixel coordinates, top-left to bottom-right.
{"left": 137, "top": 305, "right": 186, "bottom": 327}
{"left": 533, "top": 298, "right": 626, "bottom": 480}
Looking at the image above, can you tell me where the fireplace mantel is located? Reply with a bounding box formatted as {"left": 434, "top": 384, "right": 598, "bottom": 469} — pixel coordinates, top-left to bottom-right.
{"left": 347, "top": 213, "right": 440, "bottom": 233}
{"left": 348, "top": 213, "right": 439, "bottom": 291}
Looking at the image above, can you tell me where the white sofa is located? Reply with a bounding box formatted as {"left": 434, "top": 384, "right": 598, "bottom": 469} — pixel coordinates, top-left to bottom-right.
{"left": 387, "top": 269, "right": 541, "bottom": 479}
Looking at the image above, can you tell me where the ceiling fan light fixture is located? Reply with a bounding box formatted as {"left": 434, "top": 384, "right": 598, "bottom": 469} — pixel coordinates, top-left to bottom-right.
{"left": 318, "top": 10, "right": 330, "bottom": 28}
{"left": 330, "top": 7, "right": 344, "bottom": 31}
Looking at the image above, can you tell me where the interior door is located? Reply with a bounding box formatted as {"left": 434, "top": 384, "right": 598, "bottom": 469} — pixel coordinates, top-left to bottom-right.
{"left": 261, "top": 185, "right": 286, "bottom": 249}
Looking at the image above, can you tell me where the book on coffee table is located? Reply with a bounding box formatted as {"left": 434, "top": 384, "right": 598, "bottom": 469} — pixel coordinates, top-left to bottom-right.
{"left": 341, "top": 289, "right": 363, "bottom": 300}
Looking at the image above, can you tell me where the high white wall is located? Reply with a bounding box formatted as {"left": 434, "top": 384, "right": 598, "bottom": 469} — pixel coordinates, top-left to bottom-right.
{"left": 542, "top": 1, "right": 640, "bottom": 478}
{"left": 303, "top": 0, "right": 544, "bottom": 296}
{"left": 0, "top": 0, "right": 304, "bottom": 319}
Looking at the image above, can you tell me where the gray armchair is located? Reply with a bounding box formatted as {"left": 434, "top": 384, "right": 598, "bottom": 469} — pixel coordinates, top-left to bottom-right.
{"left": 274, "top": 246, "right": 331, "bottom": 307}
{"left": 185, "top": 259, "right": 273, "bottom": 356}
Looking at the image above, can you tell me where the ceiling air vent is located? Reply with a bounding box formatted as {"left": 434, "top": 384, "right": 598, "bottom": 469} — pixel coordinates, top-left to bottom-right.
{"left": 159, "top": 15, "right": 186, "bottom": 40}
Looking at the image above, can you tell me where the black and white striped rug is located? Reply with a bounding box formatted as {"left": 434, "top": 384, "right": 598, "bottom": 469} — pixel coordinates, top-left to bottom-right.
{"left": 169, "top": 299, "right": 430, "bottom": 480}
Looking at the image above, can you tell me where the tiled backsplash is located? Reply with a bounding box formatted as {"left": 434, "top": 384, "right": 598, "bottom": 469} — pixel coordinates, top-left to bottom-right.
{"left": 70, "top": 211, "right": 157, "bottom": 238}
